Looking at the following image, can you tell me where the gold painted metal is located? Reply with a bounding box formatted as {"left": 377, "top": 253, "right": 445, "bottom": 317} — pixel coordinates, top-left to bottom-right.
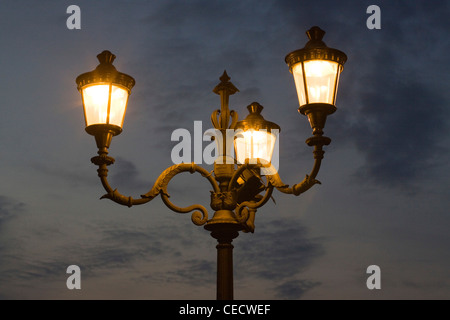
{"left": 76, "top": 51, "right": 135, "bottom": 137}
{"left": 78, "top": 26, "right": 346, "bottom": 300}
{"left": 285, "top": 26, "right": 346, "bottom": 147}
{"left": 285, "top": 26, "right": 347, "bottom": 74}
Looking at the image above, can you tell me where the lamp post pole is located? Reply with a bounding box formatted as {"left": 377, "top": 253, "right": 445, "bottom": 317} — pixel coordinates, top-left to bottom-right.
{"left": 210, "top": 225, "right": 239, "bottom": 300}
{"left": 76, "top": 26, "right": 347, "bottom": 300}
{"left": 206, "top": 71, "right": 241, "bottom": 300}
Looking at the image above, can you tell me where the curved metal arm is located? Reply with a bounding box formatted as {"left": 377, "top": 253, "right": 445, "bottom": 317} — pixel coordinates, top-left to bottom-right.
{"left": 142, "top": 163, "right": 219, "bottom": 226}
{"left": 95, "top": 159, "right": 220, "bottom": 226}
{"left": 141, "top": 162, "right": 220, "bottom": 198}
{"left": 268, "top": 144, "right": 324, "bottom": 196}
{"left": 96, "top": 163, "right": 152, "bottom": 207}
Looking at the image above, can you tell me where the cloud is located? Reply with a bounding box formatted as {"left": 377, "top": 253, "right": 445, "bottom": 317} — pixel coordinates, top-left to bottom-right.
{"left": 0, "top": 219, "right": 208, "bottom": 300}
{"left": 4, "top": 259, "right": 67, "bottom": 283}
{"left": 236, "top": 219, "right": 324, "bottom": 279}
{"left": 30, "top": 162, "right": 98, "bottom": 189}
{"left": 165, "top": 259, "right": 215, "bottom": 286}
{"left": 269, "top": 1, "right": 450, "bottom": 192}
{"left": 235, "top": 218, "right": 324, "bottom": 298}
{"left": 126, "top": 0, "right": 290, "bottom": 143}
{"left": 66, "top": 223, "right": 190, "bottom": 278}
{"left": 109, "top": 157, "right": 151, "bottom": 193}
{"left": 0, "top": 195, "right": 25, "bottom": 229}
{"left": 323, "top": 3, "right": 450, "bottom": 191}
{"left": 130, "top": 218, "right": 324, "bottom": 298}
{"left": 0, "top": 0, "right": 448, "bottom": 300}
{"left": 339, "top": 46, "right": 449, "bottom": 191}
{"left": 274, "top": 279, "right": 321, "bottom": 299}
{"left": 349, "top": 80, "right": 447, "bottom": 189}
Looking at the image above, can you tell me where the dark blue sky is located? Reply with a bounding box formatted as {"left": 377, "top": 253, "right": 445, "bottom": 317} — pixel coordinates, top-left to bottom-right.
{"left": 0, "top": 0, "right": 449, "bottom": 299}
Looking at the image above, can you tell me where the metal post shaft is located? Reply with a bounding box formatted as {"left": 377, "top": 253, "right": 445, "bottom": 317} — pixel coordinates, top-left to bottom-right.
{"left": 216, "top": 238, "right": 234, "bottom": 300}
{"left": 207, "top": 223, "right": 240, "bottom": 300}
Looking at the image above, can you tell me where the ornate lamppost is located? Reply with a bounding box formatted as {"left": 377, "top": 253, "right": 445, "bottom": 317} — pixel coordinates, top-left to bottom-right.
{"left": 76, "top": 26, "right": 347, "bottom": 300}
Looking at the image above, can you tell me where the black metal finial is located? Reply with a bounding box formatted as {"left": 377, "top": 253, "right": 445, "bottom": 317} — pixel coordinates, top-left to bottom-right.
{"left": 213, "top": 70, "right": 239, "bottom": 95}
{"left": 304, "top": 26, "right": 327, "bottom": 49}
{"left": 97, "top": 50, "right": 116, "bottom": 65}
{"left": 247, "top": 102, "right": 264, "bottom": 115}
{"left": 306, "top": 26, "right": 325, "bottom": 41}
{"left": 219, "top": 70, "right": 231, "bottom": 82}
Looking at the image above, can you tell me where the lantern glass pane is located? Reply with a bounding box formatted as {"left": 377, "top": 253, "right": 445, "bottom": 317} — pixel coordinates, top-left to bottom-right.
{"left": 234, "top": 129, "right": 277, "bottom": 165}
{"left": 82, "top": 84, "right": 129, "bottom": 127}
{"left": 303, "top": 60, "right": 339, "bottom": 105}
{"left": 292, "top": 63, "right": 307, "bottom": 106}
{"left": 109, "top": 85, "right": 129, "bottom": 127}
{"left": 82, "top": 84, "right": 110, "bottom": 126}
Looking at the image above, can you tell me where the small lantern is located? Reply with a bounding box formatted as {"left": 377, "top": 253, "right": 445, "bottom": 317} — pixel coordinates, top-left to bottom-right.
{"left": 234, "top": 102, "right": 280, "bottom": 165}
{"left": 76, "top": 51, "right": 135, "bottom": 141}
{"left": 285, "top": 26, "right": 347, "bottom": 135}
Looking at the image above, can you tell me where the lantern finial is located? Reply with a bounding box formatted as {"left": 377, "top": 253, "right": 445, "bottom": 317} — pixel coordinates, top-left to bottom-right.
{"left": 304, "top": 26, "right": 327, "bottom": 49}
{"left": 97, "top": 50, "right": 116, "bottom": 65}
{"left": 306, "top": 26, "right": 325, "bottom": 41}
{"left": 247, "top": 102, "right": 263, "bottom": 115}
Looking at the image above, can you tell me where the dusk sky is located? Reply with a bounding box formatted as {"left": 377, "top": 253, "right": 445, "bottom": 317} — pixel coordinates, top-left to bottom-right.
{"left": 0, "top": 0, "right": 449, "bottom": 300}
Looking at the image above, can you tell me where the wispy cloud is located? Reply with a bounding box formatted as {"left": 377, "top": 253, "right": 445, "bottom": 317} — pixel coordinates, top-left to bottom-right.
{"left": 235, "top": 218, "right": 324, "bottom": 298}
{"left": 0, "top": 0, "right": 448, "bottom": 300}
{"left": 109, "top": 157, "right": 152, "bottom": 193}
{"left": 0, "top": 195, "right": 25, "bottom": 229}
{"left": 326, "top": 2, "right": 450, "bottom": 191}
{"left": 165, "top": 259, "right": 215, "bottom": 286}
{"left": 274, "top": 279, "right": 321, "bottom": 299}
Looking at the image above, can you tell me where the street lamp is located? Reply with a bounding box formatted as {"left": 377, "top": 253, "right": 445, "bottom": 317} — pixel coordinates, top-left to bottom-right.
{"left": 76, "top": 26, "right": 347, "bottom": 300}
{"left": 234, "top": 102, "right": 280, "bottom": 166}
{"left": 285, "top": 26, "right": 347, "bottom": 138}
{"left": 76, "top": 50, "right": 135, "bottom": 156}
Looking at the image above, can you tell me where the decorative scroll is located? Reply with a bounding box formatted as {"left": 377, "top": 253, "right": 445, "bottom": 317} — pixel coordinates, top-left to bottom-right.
{"left": 141, "top": 163, "right": 219, "bottom": 226}
{"left": 98, "top": 162, "right": 219, "bottom": 226}
{"left": 211, "top": 109, "right": 220, "bottom": 129}
{"left": 268, "top": 173, "right": 321, "bottom": 196}
{"left": 211, "top": 109, "right": 238, "bottom": 131}
{"left": 94, "top": 66, "right": 328, "bottom": 229}
{"left": 233, "top": 185, "right": 273, "bottom": 233}
{"left": 229, "top": 110, "right": 238, "bottom": 129}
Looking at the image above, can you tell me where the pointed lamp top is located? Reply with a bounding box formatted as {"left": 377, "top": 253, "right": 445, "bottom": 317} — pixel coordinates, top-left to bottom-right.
{"left": 306, "top": 26, "right": 325, "bottom": 41}
{"left": 96, "top": 50, "right": 116, "bottom": 64}
{"left": 247, "top": 102, "right": 264, "bottom": 115}
{"left": 219, "top": 70, "right": 231, "bottom": 83}
{"left": 213, "top": 70, "right": 239, "bottom": 95}
{"left": 304, "top": 26, "right": 327, "bottom": 49}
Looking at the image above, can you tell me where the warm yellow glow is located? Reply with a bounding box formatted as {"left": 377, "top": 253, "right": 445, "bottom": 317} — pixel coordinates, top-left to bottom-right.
{"left": 304, "top": 60, "right": 338, "bottom": 103}
{"left": 234, "top": 129, "right": 277, "bottom": 164}
{"left": 82, "top": 84, "right": 128, "bottom": 127}
{"left": 83, "top": 85, "right": 109, "bottom": 125}
{"left": 108, "top": 86, "right": 128, "bottom": 126}
{"left": 292, "top": 60, "right": 340, "bottom": 106}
